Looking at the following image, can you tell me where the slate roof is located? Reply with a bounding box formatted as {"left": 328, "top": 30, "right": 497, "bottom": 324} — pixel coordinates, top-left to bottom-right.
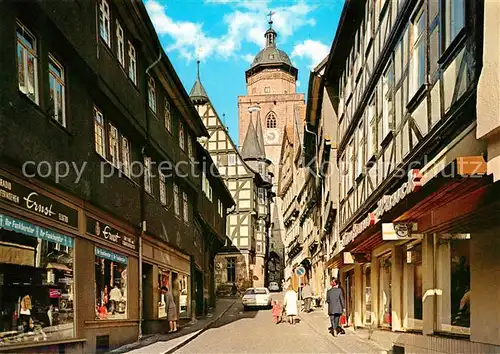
{"left": 241, "top": 117, "right": 266, "bottom": 159}
{"left": 189, "top": 60, "right": 209, "bottom": 104}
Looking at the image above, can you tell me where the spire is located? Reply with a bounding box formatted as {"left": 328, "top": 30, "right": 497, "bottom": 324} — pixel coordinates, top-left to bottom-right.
{"left": 255, "top": 111, "right": 266, "bottom": 157}
{"left": 241, "top": 117, "right": 265, "bottom": 160}
{"left": 265, "top": 11, "right": 277, "bottom": 47}
{"left": 189, "top": 60, "right": 209, "bottom": 104}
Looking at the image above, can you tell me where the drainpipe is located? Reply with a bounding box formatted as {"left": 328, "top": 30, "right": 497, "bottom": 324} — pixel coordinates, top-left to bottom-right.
{"left": 138, "top": 49, "right": 162, "bottom": 341}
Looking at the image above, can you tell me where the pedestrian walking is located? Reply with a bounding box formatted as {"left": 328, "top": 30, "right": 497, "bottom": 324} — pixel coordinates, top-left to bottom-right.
{"left": 161, "top": 286, "right": 178, "bottom": 333}
{"left": 302, "top": 282, "right": 313, "bottom": 312}
{"left": 326, "top": 278, "right": 345, "bottom": 337}
{"left": 271, "top": 300, "right": 282, "bottom": 324}
{"left": 283, "top": 285, "right": 298, "bottom": 325}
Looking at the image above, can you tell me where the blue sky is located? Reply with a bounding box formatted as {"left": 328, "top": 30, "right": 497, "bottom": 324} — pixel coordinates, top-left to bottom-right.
{"left": 145, "top": 0, "right": 344, "bottom": 145}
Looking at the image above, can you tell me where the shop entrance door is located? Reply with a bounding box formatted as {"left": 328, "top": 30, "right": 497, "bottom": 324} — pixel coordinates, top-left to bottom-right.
{"left": 141, "top": 263, "right": 153, "bottom": 334}
{"left": 194, "top": 270, "right": 203, "bottom": 317}
{"left": 345, "top": 270, "right": 355, "bottom": 327}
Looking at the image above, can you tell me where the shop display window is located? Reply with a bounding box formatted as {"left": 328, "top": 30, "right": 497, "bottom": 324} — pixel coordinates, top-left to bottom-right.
{"left": 171, "top": 273, "right": 189, "bottom": 318}
{"left": 94, "top": 247, "right": 128, "bottom": 320}
{"left": 378, "top": 253, "right": 392, "bottom": 328}
{"left": 405, "top": 242, "right": 423, "bottom": 330}
{"left": 0, "top": 217, "right": 74, "bottom": 346}
{"left": 437, "top": 234, "right": 470, "bottom": 334}
{"left": 158, "top": 269, "right": 171, "bottom": 318}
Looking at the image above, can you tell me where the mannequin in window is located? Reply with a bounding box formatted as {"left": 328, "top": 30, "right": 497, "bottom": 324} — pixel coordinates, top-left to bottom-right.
{"left": 19, "top": 295, "right": 33, "bottom": 333}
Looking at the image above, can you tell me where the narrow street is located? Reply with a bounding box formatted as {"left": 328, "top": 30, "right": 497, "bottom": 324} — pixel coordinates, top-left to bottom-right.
{"left": 175, "top": 294, "right": 339, "bottom": 353}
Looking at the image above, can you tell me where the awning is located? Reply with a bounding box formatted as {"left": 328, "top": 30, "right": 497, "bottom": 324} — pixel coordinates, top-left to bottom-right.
{"left": 47, "top": 262, "right": 72, "bottom": 272}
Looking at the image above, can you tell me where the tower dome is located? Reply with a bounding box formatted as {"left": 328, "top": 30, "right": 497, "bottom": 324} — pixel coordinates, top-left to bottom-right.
{"left": 245, "top": 16, "right": 297, "bottom": 81}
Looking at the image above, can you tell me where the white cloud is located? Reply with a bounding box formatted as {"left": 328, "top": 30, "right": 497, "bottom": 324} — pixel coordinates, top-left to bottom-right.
{"left": 241, "top": 53, "right": 255, "bottom": 64}
{"left": 296, "top": 80, "right": 301, "bottom": 88}
{"left": 291, "top": 39, "right": 329, "bottom": 69}
{"left": 145, "top": 0, "right": 318, "bottom": 62}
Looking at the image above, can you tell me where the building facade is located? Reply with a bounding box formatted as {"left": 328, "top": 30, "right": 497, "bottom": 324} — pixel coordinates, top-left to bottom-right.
{"left": 0, "top": 1, "right": 231, "bottom": 352}
{"left": 190, "top": 64, "right": 272, "bottom": 294}
{"left": 322, "top": 0, "right": 500, "bottom": 352}
{"left": 239, "top": 19, "right": 305, "bottom": 287}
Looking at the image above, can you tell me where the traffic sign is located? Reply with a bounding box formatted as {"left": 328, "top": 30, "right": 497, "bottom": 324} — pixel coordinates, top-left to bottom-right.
{"left": 295, "top": 266, "right": 306, "bottom": 276}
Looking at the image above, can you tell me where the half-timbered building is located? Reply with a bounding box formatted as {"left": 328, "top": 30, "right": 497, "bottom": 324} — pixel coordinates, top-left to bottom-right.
{"left": 190, "top": 63, "right": 273, "bottom": 294}
{"left": 322, "top": 0, "right": 500, "bottom": 352}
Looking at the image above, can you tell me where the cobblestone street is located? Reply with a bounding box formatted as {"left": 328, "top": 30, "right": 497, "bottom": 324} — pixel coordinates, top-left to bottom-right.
{"left": 174, "top": 294, "right": 386, "bottom": 354}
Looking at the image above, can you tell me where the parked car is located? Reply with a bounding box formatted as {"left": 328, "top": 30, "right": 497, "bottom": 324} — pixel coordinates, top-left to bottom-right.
{"left": 242, "top": 287, "right": 271, "bottom": 310}
{"left": 268, "top": 281, "right": 280, "bottom": 292}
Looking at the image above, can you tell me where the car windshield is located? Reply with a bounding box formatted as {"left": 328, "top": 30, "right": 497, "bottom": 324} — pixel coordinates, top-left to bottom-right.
{"left": 244, "top": 289, "right": 255, "bottom": 295}
{"left": 254, "top": 289, "right": 267, "bottom": 294}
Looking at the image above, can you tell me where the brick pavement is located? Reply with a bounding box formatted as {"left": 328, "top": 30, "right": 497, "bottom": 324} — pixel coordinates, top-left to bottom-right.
{"left": 298, "top": 307, "right": 390, "bottom": 354}
{"left": 110, "top": 298, "right": 236, "bottom": 354}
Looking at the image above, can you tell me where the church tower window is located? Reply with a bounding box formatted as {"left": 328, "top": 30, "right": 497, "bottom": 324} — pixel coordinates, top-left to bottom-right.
{"left": 266, "top": 112, "right": 277, "bottom": 128}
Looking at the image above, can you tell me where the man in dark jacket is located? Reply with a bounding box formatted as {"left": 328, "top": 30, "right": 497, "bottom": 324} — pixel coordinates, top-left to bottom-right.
{"left": 325, "top": 278, "right": 345, "bottom": 337}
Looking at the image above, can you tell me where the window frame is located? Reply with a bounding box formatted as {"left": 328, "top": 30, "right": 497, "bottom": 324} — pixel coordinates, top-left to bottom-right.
{"left": 159, "top": 172, "right": 166, "bottom": 205}
{"left": 108, "top": 122, "right": 120, "bottom": 167}
{"left": 116, "top": 20, "right": 125, "bottom": 67}
{"left": 148, "top": 76, "right": 157, "bottom": 114}
{"left": 121, "top": 136, "right": 131, "bottom": 177}
{"left": 144, "top": 156, "right": 152, "bottom": 194}
{"left": 227, "top": 257, "right": 236, "bottom": 283}
{"left": 128, "top": 41, "right": 137, "bottom": 85}
{"left": 173, "top": 182, "right": 180, "bottom": 216}
{"left": 48, "top": 54, "right": 66, "bottom": 127}
{"left": 182, "top": 191, "right": 189, "bottom": 223}
{"left": 16, "top": 21, "right": 39, "bottom": 104}
{"left": 444, "top": 0, "right": 465, "bottom": 48}
{"left": 179, "top": 123, "right": 185, "bottom": 150}
{"left": 411, "top": 8, "right": 426, "bottom": 96}
{"left": 99, "top": 0, "right": 111, "bottom": 47}
{"left": 94, "top": 106, "right": 106, "bottom": 158}
{"left": 164, "top": 98, "right": 172, "bottom": 132}
{"left": 266, "top": 113, "right": 277, "bottom": 129}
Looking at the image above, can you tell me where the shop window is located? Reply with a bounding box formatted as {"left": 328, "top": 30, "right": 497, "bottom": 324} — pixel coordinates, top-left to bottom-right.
{"left": 405, "top": 242, "right": 423, "bottom": 329}
{"left": 176, "top": 274, "right": 189, "bottom": 318}
{"left": 158, "top": 269, "right": 170, "bottom": 318}
{"left": 0, "top": 215, "right": 74, "bottom": 345}
{"left": 94, "top": 247, "right": 128, "bottom": 320}
{"left": 379, "top": 254, "right": 392, "bottom": 328}
{"left": 436, "top": 234, "right": 470, "bottom": 334}
{"left": 227, "top": 257, "right": 236, "bottom": 283}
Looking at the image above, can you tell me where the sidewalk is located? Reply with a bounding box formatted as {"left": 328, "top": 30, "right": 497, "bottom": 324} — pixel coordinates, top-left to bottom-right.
{"left": 110, "top": 298, "right": 236, "bottom": 354}
{"left": 298, "top": 307, "right": 391, "bottom": 354}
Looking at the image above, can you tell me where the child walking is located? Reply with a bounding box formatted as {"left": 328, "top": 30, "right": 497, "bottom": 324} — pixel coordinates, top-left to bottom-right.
{"left": 271, "top": 300, "right": 282, "bottom": 324}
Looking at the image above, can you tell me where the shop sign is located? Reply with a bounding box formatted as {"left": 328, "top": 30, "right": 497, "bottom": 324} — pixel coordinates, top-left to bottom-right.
{"left": 382, "top": 222, "right": 422, "bottom": 240}
{"left": 86, "top": 216, "right": 136, "bottom": 250}
{"left": 95, "top": 246, "right": 128, "bottom": 264}
{"left": 341, "top": 169, "right": 422, "bottom": 248}
{"left": 0, "top": 213, "right": 74, "bottom": 248}
{"left": 0, "top": 175, "right": 79, "bottom": 228}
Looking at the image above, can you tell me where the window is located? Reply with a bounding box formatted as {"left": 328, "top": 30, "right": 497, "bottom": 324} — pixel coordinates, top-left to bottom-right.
{"left": 159, "top": 173, "right": 166, "bottom": 205}
{"left": 187, "top": 134, "right": 193, "bottom": 161}
{"left": 183, "top": 192, "right": 189, "bottom": 223}
{"left": 128, "top": 42, "right": 137, "bottom": 85}
{"left": 202, "top": 173, "right": 212, "bottom": 201}
{"left": 99, "top": 0, "right": 111, "bottom": 46}
{"left": 148, "top": 76, "right": 156, "bottom": 113}
{"left": 405, "top": 242, "right": 423, "bottom": 330}
{"left": 227, "top": 257, "right": 236, "bottom": 283}
{"left": 218, "top": 199, "right": 224, "bottom": 216}
{"left": 356, "top": 119, "right": 365, "bottom": 177}
{"left": 94, "top": 107, "right": 106, "bottom": 158}
{"left": 367, "top": 96, "right": 376, "bottom": 159}
{"left": 144, "top": 156, "right": 152, "bottom": 194}
{"left": 121, "top": 136, "right": 130, "bottom": 177}
{"left": 379, "top": 253, "right": 392, "bottom": 328}
{"left": 445, "top": 0, "right": 465, "bottom": 47}
{"left": 266, "top": 112, "right": 277, "bottom": 128}
{"left": 264, "top": 86, "right": 270, "bottom": 93}
{"left": 48, "top": 55, "right": 65, "bottom": 126}
{"left": 16, "top": 22, "right": 38, "bottom": 104}
{"left": 164, "top": 99, "right": 171, "bottom": 132}
{"left": 95, "top": 247, "right": 128, "bottom": 320}
{"left": 173, "top": 183, "right": 180, "bottom": 216}
{"left": 382, "top": 63, "right": 394, "bottom": 138}
{"left": 347, "top": 139, "right": 354, "bottom": 191}
{"left": 412, "top": 11, "right": 426, "bottom": 95}
{"left": 0, "top": 214, "right": 74, "bottom": 344}
{"left": 116, "top": 21, "right": 125, "bottom": 66}
{"left": 228, "top": 153, "right": 236, "bottom": 166}
{"left": 179, "top": 124, "right": 185, "bottom": 150}
{"left": 437, "top": 234, "right": 470, "bottom": 334}
{"left": 109, "top": 123, "right": 119, "bottom": 167}
{"left": 158, "top": 270, "right": 170, "bottom": 318}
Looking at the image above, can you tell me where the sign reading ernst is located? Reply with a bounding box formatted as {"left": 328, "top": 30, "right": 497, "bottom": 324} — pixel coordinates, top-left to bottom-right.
{"left": 86, "top": 216, "right": 136, "bottom": 250}
{"left": 0, "top": 175, "right": 78, "bottom": 228}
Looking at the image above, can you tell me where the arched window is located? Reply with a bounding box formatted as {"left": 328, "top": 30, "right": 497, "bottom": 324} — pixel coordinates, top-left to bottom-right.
{"left": 266, "top": 112, "right": 277, "bottom": 128}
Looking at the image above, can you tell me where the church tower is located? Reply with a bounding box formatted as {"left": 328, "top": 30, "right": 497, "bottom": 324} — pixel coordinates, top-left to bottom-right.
{"left": 238, "top": 15, "right": 306, "bottom": 287}
{"left": 238, "top": 15, "right": 305, "bottom": 177}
